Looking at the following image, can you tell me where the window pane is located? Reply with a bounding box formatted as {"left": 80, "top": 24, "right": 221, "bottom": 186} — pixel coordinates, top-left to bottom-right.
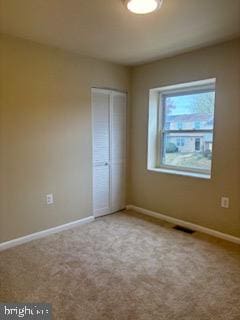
{"left": 162, "top": 133, "right": 213, "bottom": 171}
{"left": 164, "top": 91, "right": 215, "bottom": 130}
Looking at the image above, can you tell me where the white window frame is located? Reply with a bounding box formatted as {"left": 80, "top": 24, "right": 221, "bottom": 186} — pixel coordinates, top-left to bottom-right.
{"left": 147, "top": 79, "right": 216, "bottom": 179}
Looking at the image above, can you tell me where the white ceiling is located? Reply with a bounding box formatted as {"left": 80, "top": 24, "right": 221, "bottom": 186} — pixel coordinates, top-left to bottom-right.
{"left": 0, "top": 0, "right": 240, "bottom": 65}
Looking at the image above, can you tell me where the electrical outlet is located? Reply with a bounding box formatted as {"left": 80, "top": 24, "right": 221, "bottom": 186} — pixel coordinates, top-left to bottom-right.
{"left": 46, "top": 194, "right": 54, "bottom": 205}
{"left": 221, "top": 197, "right": 229, "bottom": 209}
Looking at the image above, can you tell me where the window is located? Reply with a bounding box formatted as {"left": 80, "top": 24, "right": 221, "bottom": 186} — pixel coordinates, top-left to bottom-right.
{"left": 177, "top": 138, "right": 185, "bottom": 147}
{"left": 177, "top": 122, "right": 183, "bottom": 130}
{"left": 194, "top": 121, "right": 201, "bottom": 129}
{"left": 177, "top": 138, "right": 181, "bottom": 146}
{"left": 148, "top": 79, "right": 216, "bottom": 178}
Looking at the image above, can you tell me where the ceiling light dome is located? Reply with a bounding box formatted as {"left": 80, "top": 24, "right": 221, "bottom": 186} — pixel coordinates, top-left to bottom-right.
{"left": 125, "top": 0, "right": 163, "bottom": 14}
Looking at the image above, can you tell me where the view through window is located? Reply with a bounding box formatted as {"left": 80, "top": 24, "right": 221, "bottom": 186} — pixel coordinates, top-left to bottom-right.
{"left": 161, "top": 89, "right": 215, "bottom": 174}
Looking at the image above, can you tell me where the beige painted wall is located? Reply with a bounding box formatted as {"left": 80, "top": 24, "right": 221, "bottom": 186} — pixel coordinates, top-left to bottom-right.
{"left": 1, "top": 34, "right": 239, "bottom": 243}
{"left": 0, "top": 34, "right": 129, "bottom": 243}
{"left": 129, "top": 39, "right": 240, "bottom": 237}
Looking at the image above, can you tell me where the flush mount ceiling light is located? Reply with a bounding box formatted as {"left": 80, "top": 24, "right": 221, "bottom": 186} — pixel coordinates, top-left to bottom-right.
{"left": 124, "top": 0, "right": 163, "bottom": 14}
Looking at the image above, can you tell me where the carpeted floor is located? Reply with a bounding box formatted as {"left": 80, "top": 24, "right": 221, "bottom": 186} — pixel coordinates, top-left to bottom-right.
{"left": 0, "top": 210, "right": 240, "bottom": 320}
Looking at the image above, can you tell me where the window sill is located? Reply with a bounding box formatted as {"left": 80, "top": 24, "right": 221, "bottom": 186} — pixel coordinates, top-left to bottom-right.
{"left": 147, "top": 167, "right": 211, "bottom": 180}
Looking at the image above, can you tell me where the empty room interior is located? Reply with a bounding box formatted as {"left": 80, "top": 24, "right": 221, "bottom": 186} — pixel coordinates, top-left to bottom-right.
{"left": 0, "top": 0, "right": 240, "bottom": 319}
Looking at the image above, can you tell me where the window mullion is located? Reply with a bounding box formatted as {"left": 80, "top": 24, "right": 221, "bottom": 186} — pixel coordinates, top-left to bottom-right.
{"left": 162, "top": 129, "right": 213, "bottom": 134}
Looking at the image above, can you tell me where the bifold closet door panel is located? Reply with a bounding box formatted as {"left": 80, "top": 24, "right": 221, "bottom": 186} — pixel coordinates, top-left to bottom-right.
{"left": 110, "top": 92, "right": 127, "bottom": 212}
{"left": 92, "top": 90, "right": 111, "bottom": 216}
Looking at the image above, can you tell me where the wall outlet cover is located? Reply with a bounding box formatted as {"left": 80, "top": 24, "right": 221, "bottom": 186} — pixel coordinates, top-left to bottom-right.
{"left": 221, "top": 197, "right": 229, "bottom": 209}
{"left": 46, "top": 194, "right": 54, "bottom": 205}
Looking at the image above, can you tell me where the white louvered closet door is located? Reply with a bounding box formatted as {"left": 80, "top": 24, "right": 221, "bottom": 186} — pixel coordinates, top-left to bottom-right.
{"left": 92, "top": 89, "right": 126, "bottom": 217}
{"left": 110, "top": 92, "right": 127, "bottom": 213}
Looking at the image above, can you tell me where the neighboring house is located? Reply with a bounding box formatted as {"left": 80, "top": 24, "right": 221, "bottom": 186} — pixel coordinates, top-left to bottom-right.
{"left": 166, "top": 113, "right": 213, "bottom": 153}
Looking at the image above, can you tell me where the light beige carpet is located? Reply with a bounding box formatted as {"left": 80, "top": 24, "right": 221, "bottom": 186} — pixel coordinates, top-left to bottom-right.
{"left": 0, "top": 211, "right": 240, "bottom": 320}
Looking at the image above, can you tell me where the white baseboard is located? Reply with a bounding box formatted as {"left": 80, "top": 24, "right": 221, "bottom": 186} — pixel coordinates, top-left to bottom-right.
{"left": 126, "top": 205, "right": 240, "bottom": 245}
{"left": 0, "top": 216, "right": 95, "bottom": 252}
